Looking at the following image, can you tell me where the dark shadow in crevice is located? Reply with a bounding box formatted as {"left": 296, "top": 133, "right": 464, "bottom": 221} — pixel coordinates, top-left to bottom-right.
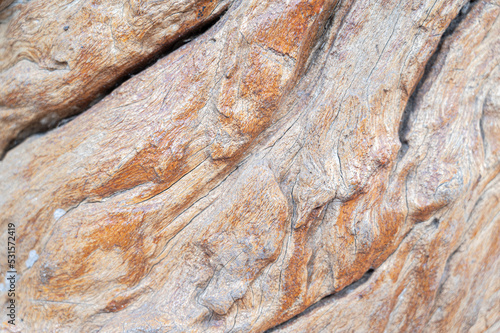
{"left": 266, "top": 268, "right": 375, "bottom": 332}
{"left": 397, "top": 0, "right": 478, "bottom": 159}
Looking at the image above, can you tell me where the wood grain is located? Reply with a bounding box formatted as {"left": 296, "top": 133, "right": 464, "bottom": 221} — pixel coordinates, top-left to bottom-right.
{"left": 0, "top": 0, "right": 498, "bottom": 331}
{"left": 0, "top": 0, "right": 231, "bottom": 153}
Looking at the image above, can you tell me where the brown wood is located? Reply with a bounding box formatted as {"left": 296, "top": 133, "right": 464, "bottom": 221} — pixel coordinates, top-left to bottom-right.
{"left": 0, "top": 0, "right": 230, "bottom": 153}
{"left": 0, "top": 0, "right": 498, "bottom": 331}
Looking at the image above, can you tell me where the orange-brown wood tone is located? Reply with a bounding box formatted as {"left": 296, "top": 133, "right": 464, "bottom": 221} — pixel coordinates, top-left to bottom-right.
{"left": 0, "top": 0, "right": 498, "bottom": 331}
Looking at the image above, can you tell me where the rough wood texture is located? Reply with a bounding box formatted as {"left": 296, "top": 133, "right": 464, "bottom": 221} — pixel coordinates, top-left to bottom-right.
{"left": 0, "top": 0, "right": 498, "bottom": 332}
{"left": 0, "top": 0, "right": 230, "bottom": 153}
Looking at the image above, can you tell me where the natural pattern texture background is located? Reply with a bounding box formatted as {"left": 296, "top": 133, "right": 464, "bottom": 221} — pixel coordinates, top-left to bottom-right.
{"left": 0, "top": 0, "right": 498, "bottom": 332}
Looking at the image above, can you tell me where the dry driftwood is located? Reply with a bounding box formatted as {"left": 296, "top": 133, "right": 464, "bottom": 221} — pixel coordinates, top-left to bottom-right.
{"left": 0, "top": 0, "right": 230, "bottom": 153}
{"left": 0, "top": 0, "right": 499, "bottom": 332}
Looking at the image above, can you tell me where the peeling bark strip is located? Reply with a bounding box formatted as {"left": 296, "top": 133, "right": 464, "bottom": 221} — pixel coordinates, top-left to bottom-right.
{"left": 0, "top": 0, "right": 499, "bottom": 332}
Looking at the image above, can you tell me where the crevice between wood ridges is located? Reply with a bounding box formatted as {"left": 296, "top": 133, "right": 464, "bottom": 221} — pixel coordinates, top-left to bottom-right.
{"left": 0, "top": 5, "right": 229, "bottom": 160}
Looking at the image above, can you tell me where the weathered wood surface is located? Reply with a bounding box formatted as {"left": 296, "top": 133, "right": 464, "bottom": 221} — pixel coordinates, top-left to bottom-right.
{"left": 0, "top": 0, "right": 498, "bottom": 332}
{"left": 0, "top": 0, "right": 230, "bottom": 153}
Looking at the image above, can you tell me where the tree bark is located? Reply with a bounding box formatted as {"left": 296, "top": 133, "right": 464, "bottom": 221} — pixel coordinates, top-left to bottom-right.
{"left": 0, "top": 0, "right": 498, "bottom": 332}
